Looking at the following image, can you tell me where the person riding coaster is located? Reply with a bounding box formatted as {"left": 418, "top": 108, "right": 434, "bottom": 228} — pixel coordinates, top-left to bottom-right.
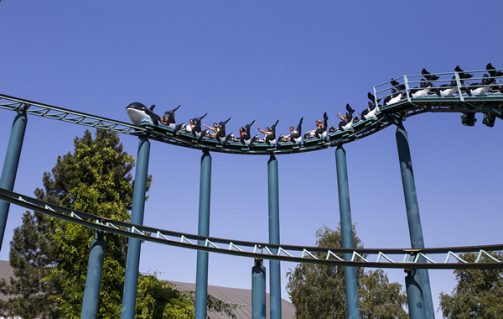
{"left": 435, "top": 65, "right": 473, "bottom": 97}
{"left": 452, "top": 66, "right": 479, "bottom": 122}
{"left": 315, "top": 112, "right": 328, "bottom": 139}
{"left": 361, "top": 92, "right": 380, "bottom": 121}
{"left": 486, "top": 63, "right": 503, "bottom": 94}
{"left": 384, "top": 79, "right": 406, "bottom": 105}
{"left": 454, "top": 65, "right": 474, "bottom": 95}
{"left": 304, "top": 113, "right": 328, "bottom": 139}
{"left": 337, "top": 104, "right": 357, "bottom": 131}
{"left": 436, "top": 76, "right": 458, "bottom": 97}
{"left": 466, "top": 63, "right": 503, "bottom": 96}
{"left": 410, "top": 68, "right": 439, "bottom": 98}
{"left": 280, "top": 117, "right": 303, "bottom": 143}
{"left": 175, "top": 113, "right": 208, "bottom": 139}
{"left": 217, "top": 117, "right": 233, "bottom": 144}
{"left": 227, "top": 120, "right": 256, "bottom": 146}
{"left": 203, "top": 122, "right": 221, "bottom": 138}
{"left": 203, "top": 117, "right": 232, "bottom": 144}
{"left": 160, "top": 105, "right": 181, "bottom": 129}
{"left": 257, "top": 120, "right": 279, "bottom": 145}
{"left": 466, "top": 74, "right": 497, "bottom": 96}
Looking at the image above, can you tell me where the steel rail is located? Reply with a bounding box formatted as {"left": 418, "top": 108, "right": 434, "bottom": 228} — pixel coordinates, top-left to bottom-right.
{"left": 0, "top": 188, "right": 501, "bottom": 270}
{"left": 1, "top": 68, "right": 503, "bottom": 155}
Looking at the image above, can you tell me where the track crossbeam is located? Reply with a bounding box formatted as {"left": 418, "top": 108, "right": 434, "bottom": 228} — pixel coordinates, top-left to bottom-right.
{"left": 0, "top": 187, "right": 500, "bottom": 270}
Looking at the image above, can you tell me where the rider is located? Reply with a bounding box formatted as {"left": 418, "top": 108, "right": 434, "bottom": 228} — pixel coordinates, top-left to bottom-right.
{"left": 160, "top": 105, "right": 181, "bottom": 126}
{"left": 315, "top": 112, "right": 328, "bottom": 138}
{"left": 204, "top": 122, "right": 221, "bottom": 138}
{"left": 239, "top": 120, "right": 255, "bottom": 144}
{"left": 280, "top": 117, "right": 303, "bottom": 142}
{"left": 258, "top": 120, "right": 279, "bottom": 145}
{"left": 337, "top": 104, "right": 355, "bottom": 130}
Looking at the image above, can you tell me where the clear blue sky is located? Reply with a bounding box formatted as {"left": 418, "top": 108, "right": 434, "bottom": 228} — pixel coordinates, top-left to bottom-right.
{"left": 1, "top": 1, "right": 502, "bottom": 317}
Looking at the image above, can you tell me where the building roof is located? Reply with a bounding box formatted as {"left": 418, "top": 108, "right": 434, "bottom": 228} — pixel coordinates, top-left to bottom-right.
{"left": 0, "top": 261, "right": 14, "bottom": 302}
{"left": 171, "top": 281, "right": 295, "bottom": 319}
{"left": 0, "top": 261, "right": 295, "bottom": 318}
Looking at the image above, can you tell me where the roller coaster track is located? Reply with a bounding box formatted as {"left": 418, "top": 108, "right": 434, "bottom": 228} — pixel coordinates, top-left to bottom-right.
{"left": 1, "top": 69, "right": 503, "bottom": 155}
{"left": 0, "top": 188, "right": 501, "bottom": 270}
{"left": 1, "top": 68, "right": 502, "bottom": 270}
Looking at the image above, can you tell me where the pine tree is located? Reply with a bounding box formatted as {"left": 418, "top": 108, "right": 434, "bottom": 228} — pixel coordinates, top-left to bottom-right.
{"left": 0, "top": 129, "right": 236, "bottom": 318}
{"left": 0, "top": 129, "right": 138, "bottom": 317}
{"left": 0, "top": 211, "right": 59, "bottom": 318}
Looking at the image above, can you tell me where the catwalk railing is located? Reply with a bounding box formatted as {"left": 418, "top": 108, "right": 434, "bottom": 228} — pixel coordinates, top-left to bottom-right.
{"left": 1, "top": 67, "right": 503, "bottom": 155}
{"left": 1, "top": 188, "right": 501, "bottom": 270}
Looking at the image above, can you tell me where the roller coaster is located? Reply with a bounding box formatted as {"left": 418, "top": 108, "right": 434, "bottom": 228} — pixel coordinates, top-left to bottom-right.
{"left": 2, "top": 68, "right": 503, "bottom": 156}
{"left": 0, "top": 66, "right": 502, "bottom": 319}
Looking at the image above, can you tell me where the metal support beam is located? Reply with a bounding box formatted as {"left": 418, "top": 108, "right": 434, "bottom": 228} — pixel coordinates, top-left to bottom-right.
{"left": 395, "top": 123, "right": 434, "bottom": 319}
{"left": 121, "top": 137, "right": 150, "bottom": 319}
{"left": 0, "top": 110, "right": 27, "bottom": 251}
{"left": 335, "top": 146, "right": 360, "bottom": 319}
{"left": 267, "top": 154, "right": 282, "bottom": 319}
{"left": 81, "top": 231, "right": 106, "bottom": 319}
{"left": 405, "top": 270, "right": 426, "bottom": 319}
{"left": 195, "top": 150, "right": 212, "bottom": 319}
{"left": 252, "top": 259, "right": 266, "bottom": 319}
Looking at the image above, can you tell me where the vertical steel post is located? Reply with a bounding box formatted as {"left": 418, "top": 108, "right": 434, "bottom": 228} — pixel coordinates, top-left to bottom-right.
{"left": 252, "top": 259, "right": 266, "bottom": 319}
{"left": 267, "top": 154, "right": 282, "bottom": 319}
{"left": 0, "top": 109, "right": 28, "bottom": 251}
{"left": 403, "top": 75, "right": 412, "bottom": 103}
{"left": 335, "top": 146, "right": 360, "bottom": 319}
{"left": 195, "top": 150, "right": 212, "bottom": 319}
{"left": 81, "top": 231, "right": 106, "bottom": 319}
{"left": 405, "top": 270, "right": 426, "bottom": 319}
{"left": 454, "top": 72, "right": 465, "bottom": 102}
{"left": 121, "top": 137, "right": 150, "bottom": 319}
{"left": 395, "top": 122, "right": 434, "bottom": 319}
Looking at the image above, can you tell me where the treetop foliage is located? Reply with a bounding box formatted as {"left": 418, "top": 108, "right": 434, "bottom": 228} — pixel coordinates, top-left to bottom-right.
{"left": 440, "top": 252, "right": 503, "bottom": 319}
{"left": 287, "top": 225, "right": 407, "bottom": 319}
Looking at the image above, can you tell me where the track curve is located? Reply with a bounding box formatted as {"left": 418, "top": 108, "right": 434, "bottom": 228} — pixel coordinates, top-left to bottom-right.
{"left": 1, "top": 68, "right": 503, "bottom": 155}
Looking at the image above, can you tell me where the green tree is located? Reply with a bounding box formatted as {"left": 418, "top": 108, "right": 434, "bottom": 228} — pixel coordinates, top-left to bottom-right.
{"left": 135, "top": 274, "right": 194, "bottom": 319}
{"left": 287, "top": 226, "right": 407, "bottom": 319}
{"left": 359, "top": 269, "right": 407, "bottom": 319}
{"left": 0, "top": 129, "right": 236, "bottom": 318}
{"left": 439, "top": 253, "right": 503, "bottom": 319}
{"left": 0, "top": 211, "right": 59, "bottom": 318}
{"left": 43, "top": 129, "right": 137, "bottom": 318}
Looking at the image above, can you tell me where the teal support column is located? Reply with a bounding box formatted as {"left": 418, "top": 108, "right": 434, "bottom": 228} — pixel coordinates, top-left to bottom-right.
{"left": 405, "top": 270, "right": 427, "bottom": 319}
{"left": 0, "top": 109, "right": 28, "bottom": 251}
{"left": 195, "top": 150, "right": 212, "bottom": 319}
{"left": 121, "top": 137, "right": 150, "bottom": 319}
{"left": 335, "top": 146, "right": 360, "bottom": 319}
{"left": 395, "top": 123, "right": 434, "bottom": 319}
{"left": 81, "top": 231, "right": 106, "bottom": 319}
{"left": 267, "top": 155, "right": 282, "bottom": 319}
{"left": 252, "top": 259, "right": 266, "bottom": 319}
